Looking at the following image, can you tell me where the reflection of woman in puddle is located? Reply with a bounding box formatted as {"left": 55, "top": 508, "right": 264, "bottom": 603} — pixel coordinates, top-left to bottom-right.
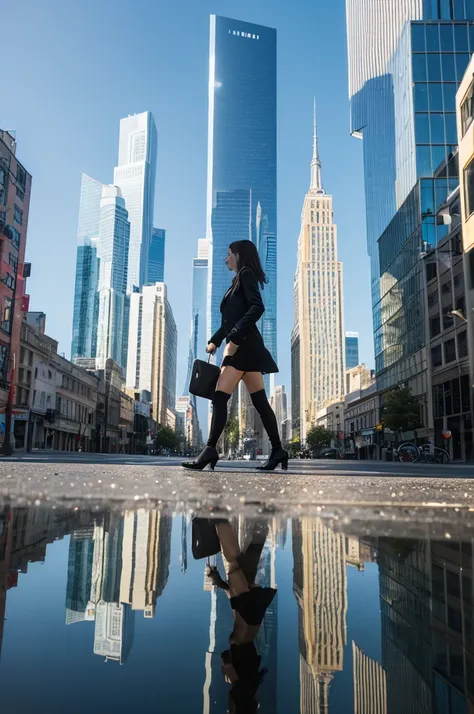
{"left": 206, "top": 521, "right": 276, "bottom": 713}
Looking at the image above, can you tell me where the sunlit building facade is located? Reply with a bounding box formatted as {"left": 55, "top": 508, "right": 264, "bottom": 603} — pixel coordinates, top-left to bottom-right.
{"left": 292, "top": 104, "right": 345, "bottom": 441}
{"left": 113, "top": 112, "right": 157, "bottom": 293}
{"left": 292, "top": 517, "right": 348, "bottom": 713}
{"left": 127, "top": 283, "right": 177, "bottom": 427}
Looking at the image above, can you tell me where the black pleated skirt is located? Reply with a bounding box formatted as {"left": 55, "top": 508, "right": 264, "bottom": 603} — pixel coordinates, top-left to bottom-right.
{"left": 222, "top": 331, "right": 278, "bottom": 374}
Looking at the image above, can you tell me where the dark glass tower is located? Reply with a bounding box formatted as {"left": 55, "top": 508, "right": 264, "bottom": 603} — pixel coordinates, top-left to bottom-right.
{"left": 148, "top": 227, "right": 165, "bottom": 284}
{"left": 206, "top": 16, "right": 277, "bottom": 367}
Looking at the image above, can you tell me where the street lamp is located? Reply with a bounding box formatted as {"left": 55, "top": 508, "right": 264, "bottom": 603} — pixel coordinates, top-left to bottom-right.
{"left": 447, "top": 309, "right": 469, "bottom": 324}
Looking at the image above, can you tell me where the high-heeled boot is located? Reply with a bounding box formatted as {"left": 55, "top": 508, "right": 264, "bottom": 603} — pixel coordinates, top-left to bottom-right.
{"left": 182, "top": 445, "right": 219, "bottom": 471}
{"left": 255, "top": 446, "right": 289, "bottom": 472}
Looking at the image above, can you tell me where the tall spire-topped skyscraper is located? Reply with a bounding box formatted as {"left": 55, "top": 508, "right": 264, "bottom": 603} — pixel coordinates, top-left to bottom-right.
{"left": 292, "top": 101, "right": 345, "bottom": 442}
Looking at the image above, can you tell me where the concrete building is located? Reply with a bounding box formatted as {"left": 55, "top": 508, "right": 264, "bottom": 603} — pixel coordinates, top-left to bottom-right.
{"left": 74, "top": 357, "right": 124, "bottom": 453}
{"left": 346, "top": 363, "right": 375, "bottom": 396}
{"left": 119, "top": 388, "right": 134, "bottom": 452}
{"left": 352, "top": 642, "right": 387, "bottom": 714}
{"left": 292, "top": 102, "right": 345, "bottom": 442}
{"left": 113, "top": 112, "right": 157, "bottom": 293}
{"left": 13, "top": 320, "right": 98, "bottom": 453}
{"left": 96, "top": 185, "right": 130, "bottom": 370}
{"left": 425, "top": 187, "right": 473, "bottom": 459}
{"left": 176, "top": 395, "right": 199, "bottom": 451}
{"left": 127, "top": 283, "right": 177, "bottom": 428}
{"left": 120, "top": 509, "right": 171, "bottom": 618}
{"left": 344, "top": 382, "right": 379, "bottom": 460}
{"left": 271, "top": 385, "right": 287, "bottom": 440}
{"left": 71, "top": 173, "right": 102, "bottom": 361}
{"left": 292, "top": 517, "right": 348, "bottom": 713}
{"left": 315, "top": 400, "right": 345, "bottom": 442}
{"left": 52, "top": 354, "right": 98, "bottom": 452}
{"left": 457, "top": 54, "right": 474, "bottom": 462}
{"left": 0, "top": 130, "right": 32, "bottom": 446}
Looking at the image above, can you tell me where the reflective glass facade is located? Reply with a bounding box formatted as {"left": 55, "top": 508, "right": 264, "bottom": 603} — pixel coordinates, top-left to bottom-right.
{"left": 345, "top": 333, "right": 359, "bottom": 370}
{"left": 147, "top": 228, "right": 165, "bottom": 284}
{"left": 96, "top": 187, "right": 131, "bottom": 369}
{"left": 347, "top": 2, "right": 474, "bottom": 373}
{"left": 71, "top": 174, "right": 102, "bottom": 360}
{"left": 207, "top": 16, "right": 277, "bottom": 365}
{"left": 376, "top": 176, "right": 457, "bottom": 385}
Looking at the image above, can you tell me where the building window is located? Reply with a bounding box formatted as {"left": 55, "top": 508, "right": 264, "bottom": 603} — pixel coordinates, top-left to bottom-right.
{"left": 428, "top": 290, "right": 439, "bottom": 307}
{"left": 10, "top": 227, "right": 20, "bottom": 249}
{"left": 464, "top": 156, "right": 474, "bottom": 218}
{"left": 444, "top": 339, "right": 456, "bottom": 363}
{"left": 2, "top": 298, "right": 11, "bottom": 332}
{"left": 431, "top": 345, "right": 442, "bottom": 367}
{"left": 16, "top": 164, "right": 26, "bottom": 190}
{"left": 8, "top": 253, "right": 18, "bottom": 272}
{"left": 457, "top": 331, "right": 468, "bottom": 358}
{"left": 426, "top": 260, "right": 438, "bottom": 281}
{"left": 441, "top": 280, "right": 451, "bottom": 294}
{"left": 443, "top": 308, "right": 454, "bottom": 330}
{"left": 3, "top": 273, "right": 14, "bottom": 290}
{"left": 13, "top": 205, "right": 23, "bottom": 226}
{"left": 430, "top": 315, "right": 441, "bottom": 338}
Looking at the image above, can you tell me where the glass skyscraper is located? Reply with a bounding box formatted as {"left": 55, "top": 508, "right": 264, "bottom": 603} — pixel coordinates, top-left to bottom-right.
{"left": 206, "top": 15, "right": 277, "bottom": 367}
{"left": 71, "top": 173, "right": 102, "bottom": 360}
{"left": 148, "top": 227, "right": 165, "bottom": 284}
{"left": 345, "top": 332, "right": 360, "bottom": 371}
{"left": 96, "top": 186, "right": 131, "bottom": 369}
{"left": 347, "top": 2, "right": 474, "bottom": 383}
{"left": 114, "top": 112, "right": 157, "bottom": 293}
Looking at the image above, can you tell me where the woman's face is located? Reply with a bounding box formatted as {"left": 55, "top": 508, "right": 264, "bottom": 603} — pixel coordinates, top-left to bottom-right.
{"left": 226, "top": 248, "right": 238, "bottom": 273}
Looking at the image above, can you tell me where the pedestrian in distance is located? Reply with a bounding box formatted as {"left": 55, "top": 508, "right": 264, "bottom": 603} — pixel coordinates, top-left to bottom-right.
{"left": 182, "top": 240, "right": 288, "bottom": 472}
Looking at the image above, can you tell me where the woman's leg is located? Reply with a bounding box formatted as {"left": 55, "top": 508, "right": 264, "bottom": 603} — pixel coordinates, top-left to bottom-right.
{"left": 242, "top": 372, "right": 282, "bottom": 450}
{"left": 207, "top": 367, "right": 244, "bottom": 449}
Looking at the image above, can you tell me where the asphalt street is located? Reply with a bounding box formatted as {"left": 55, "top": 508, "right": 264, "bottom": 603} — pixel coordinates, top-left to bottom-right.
{"left": 3, "top": 451, "right": 472, "bottom": 479}
{"left": 0, "top": 453, "right": 473, "bottom": 538}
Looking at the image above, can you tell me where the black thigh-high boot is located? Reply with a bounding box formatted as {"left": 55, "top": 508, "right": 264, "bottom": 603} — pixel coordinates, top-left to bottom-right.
{"left": 182, "top": 391, "right": 231, "bottom": 471}
{"left": 250, "top": 389, "right": 288, "bottom": 471}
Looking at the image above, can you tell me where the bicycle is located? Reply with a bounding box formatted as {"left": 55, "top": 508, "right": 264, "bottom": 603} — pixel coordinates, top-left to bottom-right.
{"left": 394, "top": 442, "right": 451, "bottom": 464}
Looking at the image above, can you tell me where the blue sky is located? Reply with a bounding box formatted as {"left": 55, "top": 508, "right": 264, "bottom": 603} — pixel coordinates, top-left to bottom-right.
{"left": 3, "top": 0, "right": 372, "bottom": 392}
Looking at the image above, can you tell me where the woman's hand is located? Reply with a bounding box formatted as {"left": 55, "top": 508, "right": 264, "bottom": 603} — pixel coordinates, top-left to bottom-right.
{"left": 206, "top": 343, "right": 217, "bottom": 355}
{"left": 223, "top": 342, "right": 239, "bottom": 359}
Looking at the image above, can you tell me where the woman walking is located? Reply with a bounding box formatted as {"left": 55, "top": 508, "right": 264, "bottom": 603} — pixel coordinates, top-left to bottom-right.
{"left": 182, "top": 240, "right": 288, "bottom": 472}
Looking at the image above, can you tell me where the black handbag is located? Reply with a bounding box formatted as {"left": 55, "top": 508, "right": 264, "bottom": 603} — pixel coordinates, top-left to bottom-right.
{"left": 189, "top": 356, "right": 220, "bottom": 400}
{"left": 191, "top": 518, "right": 222, "bottom": 559}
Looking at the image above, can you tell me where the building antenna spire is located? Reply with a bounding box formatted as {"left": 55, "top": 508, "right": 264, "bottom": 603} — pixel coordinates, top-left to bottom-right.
{"left": 310, "top": 96, "right": 322, "bottom": 190}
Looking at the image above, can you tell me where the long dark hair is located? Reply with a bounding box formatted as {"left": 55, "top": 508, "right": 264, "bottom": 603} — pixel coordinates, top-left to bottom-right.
{"left": 229, "top": 240, "right": 268, "bottom": 290}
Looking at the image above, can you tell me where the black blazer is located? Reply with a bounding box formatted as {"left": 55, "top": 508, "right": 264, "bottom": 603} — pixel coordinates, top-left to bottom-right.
{"left": 210, "top": 267, "right": 265, "bottom": 348}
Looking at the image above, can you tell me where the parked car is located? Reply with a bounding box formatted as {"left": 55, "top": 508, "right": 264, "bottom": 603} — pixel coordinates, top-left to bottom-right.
{"left": 316, "top": 447, "right": 342, "bottom": 460}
